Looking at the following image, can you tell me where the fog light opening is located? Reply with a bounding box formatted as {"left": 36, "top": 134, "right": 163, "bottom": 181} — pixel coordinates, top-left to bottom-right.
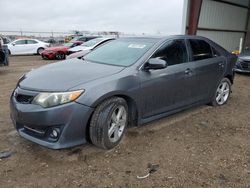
{"left": 49, "top": 128, "right": 60, "bottom": 139}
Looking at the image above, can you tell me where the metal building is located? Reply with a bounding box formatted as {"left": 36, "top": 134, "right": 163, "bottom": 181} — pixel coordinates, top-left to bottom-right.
{"left": 186, "top": 0, "right": 250, "bottom": 52}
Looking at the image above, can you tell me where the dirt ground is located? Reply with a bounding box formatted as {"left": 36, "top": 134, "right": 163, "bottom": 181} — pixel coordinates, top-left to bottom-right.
{"left": 0, "top": 56, "right": 250, "bottom": 188}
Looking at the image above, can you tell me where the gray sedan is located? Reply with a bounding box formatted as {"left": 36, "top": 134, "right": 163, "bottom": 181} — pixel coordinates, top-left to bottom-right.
{"left": 10, "top": 35, "right": 236, "bottom": 149}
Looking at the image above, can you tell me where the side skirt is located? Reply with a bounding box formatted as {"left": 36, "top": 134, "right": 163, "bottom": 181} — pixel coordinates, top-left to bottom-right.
{"left": 138, "top": 100, "right": 209, "bottom": 126}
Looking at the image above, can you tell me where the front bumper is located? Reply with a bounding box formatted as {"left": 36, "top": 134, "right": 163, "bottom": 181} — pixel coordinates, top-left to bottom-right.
{"left": 234, "top": 61, "right": 250, "bottom": 73}
{"left": 10, "top": 87, "right": 94, "bottom": 149}
{"left": 234, "top": 68, "right": 250, "bottom": 73}
{"left": 41, "top": 52, "right": 56, "bottom": 60}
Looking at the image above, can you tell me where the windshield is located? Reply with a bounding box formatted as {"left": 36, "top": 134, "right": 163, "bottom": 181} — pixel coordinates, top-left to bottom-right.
{"left": 81, "top": 38, "right": 104, "bottom": 47}
{"left": 63, "top": 43, "right": 74, "bottom": 47}
{"left": 84, "top": 40, "right": 154, "bottom": 67}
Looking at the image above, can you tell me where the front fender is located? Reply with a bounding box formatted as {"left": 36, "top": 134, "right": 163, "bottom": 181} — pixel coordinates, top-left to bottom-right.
{"left": 74, "top": 73, "right": 141, "bottom": 109}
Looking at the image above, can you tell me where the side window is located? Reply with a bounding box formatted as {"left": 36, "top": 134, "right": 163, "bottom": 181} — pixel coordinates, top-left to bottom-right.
{"left": 211, "top": 46, "right": 221, "bottom": 57}
{"left": 15, "top": 40, "right": 26, "bottom": 45}
{"left": 189, "top": 39, "right": 213, "bottom": 61}
{"left": 152, "top": 40, "right": 188, "bottom": 66}
{"left": 79, "top": 37, "right": 88, "bottom": 42}
{"left": 27, "top": 40, "right": 38, "bottom": 44}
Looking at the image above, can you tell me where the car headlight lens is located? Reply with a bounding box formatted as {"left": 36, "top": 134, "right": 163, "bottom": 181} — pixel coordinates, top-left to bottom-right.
{"left": 236, "top": 58, "right": 243, "bottom": 65}
{"left": 32, "top": 90, "right": 84, "bottom": 108}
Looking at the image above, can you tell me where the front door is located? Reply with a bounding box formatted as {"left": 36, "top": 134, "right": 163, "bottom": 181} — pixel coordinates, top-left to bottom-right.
{"left": 11, "top": 39, "right": 27, "bottom": 55}
{"left": 139, "top": 39, "right": 197, "bottom": 118}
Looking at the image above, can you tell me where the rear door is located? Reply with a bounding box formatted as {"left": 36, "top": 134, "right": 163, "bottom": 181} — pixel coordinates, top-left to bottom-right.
{"left": 26, "top": 40, "right": 39, "bottom": 54}
{"left": 187, "top": 39, "right": 226, "bottom": 102}
{"left": 139, "top": 39, "right": 197, "bottom": 118}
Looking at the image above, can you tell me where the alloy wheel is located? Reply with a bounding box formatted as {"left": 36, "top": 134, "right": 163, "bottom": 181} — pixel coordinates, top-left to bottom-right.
{"left": 108, "top": 105, "right": 127, "bottom": 143}
{"left": 216, "top": 81, "right": 230, "bottom": 105}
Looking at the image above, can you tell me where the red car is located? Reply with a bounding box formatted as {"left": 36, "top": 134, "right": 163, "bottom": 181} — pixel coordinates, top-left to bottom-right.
{"left": 41, "top": 41, "right": 82, "bottom": 60}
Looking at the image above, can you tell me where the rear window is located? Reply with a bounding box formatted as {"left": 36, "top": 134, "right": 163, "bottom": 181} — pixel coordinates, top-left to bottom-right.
{"left": 27, "top": 40, "right": 38, "bottom": 44}
{"left": 189, "top": 40, "right": 213, "bottom": 61}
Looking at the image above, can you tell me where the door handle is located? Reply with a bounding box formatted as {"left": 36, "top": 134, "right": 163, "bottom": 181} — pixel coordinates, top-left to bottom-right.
{"left": 219, "top": 63, "right": 225, "bottom": 68}
{"left": 185, "top": 68, "right": 192, "bottom": 75}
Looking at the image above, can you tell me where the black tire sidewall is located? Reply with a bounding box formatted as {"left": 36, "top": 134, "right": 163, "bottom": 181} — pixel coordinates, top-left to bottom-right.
{"left": 37, "top": 48, "right": 44, "bottom": 55}
{"left": 56, "top": 52, "right": 65, "bottom": 60}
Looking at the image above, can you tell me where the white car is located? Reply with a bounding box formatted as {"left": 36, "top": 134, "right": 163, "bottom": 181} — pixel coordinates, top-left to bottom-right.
{"left": 7, "top": 39, "right": 50, "bottom": 55}
{"left": 67, "top": 38, "right": 114, "bottom": 56}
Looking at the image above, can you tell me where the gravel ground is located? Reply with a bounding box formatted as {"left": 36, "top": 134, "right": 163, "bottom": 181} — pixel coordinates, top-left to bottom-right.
{"left": 0, "top": 56, "right": 250, "bottom": 188}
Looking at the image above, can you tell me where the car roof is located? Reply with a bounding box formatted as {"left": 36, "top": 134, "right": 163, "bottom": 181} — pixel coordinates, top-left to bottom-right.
{"left": 118, "top": 35, "right": 211, "bottom": 41}
{"left": 15, "top": 38, "right": 39, "bottom": 41}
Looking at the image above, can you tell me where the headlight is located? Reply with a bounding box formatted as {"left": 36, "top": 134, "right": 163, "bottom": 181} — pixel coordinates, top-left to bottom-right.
{"left": 236, "top": 58, "right": 243, "bottom": 65}
{"left": 32, "top": 90, "right": 84, "bottom": 108}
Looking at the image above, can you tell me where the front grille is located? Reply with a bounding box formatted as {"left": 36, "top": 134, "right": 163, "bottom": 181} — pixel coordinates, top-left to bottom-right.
{"left": 16, "top": 94, "right": 34, "bottom": 104}
{"left": 241, "top": 61, "right": 250, "bottom": 70}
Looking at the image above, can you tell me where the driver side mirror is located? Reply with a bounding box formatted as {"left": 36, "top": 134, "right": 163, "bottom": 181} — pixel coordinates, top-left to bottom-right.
{"left": 144, "top": 58, "right": 167, "bottom": 70}
{"left": 12, "top": 42, "right": 15, "bottom": 46}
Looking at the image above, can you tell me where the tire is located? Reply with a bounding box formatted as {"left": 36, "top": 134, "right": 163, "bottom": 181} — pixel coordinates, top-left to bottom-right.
{"left": 211, "top": 77, "right": 231, "bottom": 106}
{"left": 55, "top": 52, "right": 65, "bottom": 60}
{"left": 41, "top": 54, "right": 48, "bottom": 60}
{"left": 0, "top": 51, "right": 5, "bottom": 63}
{"left": 90, "top": 97, "right": 128, "bottom": 149}
{"left": 37, "top": 47, "right": 44, "bottom": 55}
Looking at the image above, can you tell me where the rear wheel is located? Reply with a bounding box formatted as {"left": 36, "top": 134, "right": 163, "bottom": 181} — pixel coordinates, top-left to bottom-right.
{"left": 211, "top": 78, "right": 231, "bottom": 106}
{"left": 55, "top": 52, "right": 65, "bottom": 60}
{"left": 90, "top": 97, "right": 128, "bottom": 149}
{"left": 37, "top": 47, "right": 44, "bottom": 55}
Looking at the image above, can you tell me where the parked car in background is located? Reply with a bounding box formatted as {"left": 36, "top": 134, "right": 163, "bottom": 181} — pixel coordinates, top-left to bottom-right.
{"left": 70, "top": 35, "right": 100, "bottom": 43}
{"left": 0, "top": 36, "right": 9, "bottom": 66}
{"left": 67, "top": 38, "right": 115, "bottom": 59}
{"left": 234, "top": 49, "right": 250, "bottom": 73}
{"left": 41, "top": 41, "right": 83, "bottom": 60}
{"left": 7, "top": 39, "right": 49, "bottom": 55}
{"left": 10, "top": 36, "right": 236, "bottom": 150}
{"left": 2, "top": 36, "right": 11, "bottom": 44}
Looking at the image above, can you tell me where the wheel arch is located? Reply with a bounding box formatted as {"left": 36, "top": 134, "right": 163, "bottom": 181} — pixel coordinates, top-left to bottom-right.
{"left": 84, "top": 93, "right": 139, "bottom": 144}
{"left": 37, "top": 47, "right": 45, "bottom": 54}
{"left": 91, "top": 92, "right": 139, "bottom": 127}
{"left": 225, "top": 74, "right": 234, "bottom": 84}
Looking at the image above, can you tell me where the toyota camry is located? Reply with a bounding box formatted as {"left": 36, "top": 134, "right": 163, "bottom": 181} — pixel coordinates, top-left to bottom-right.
{"left": 10, "top": 36, "right": 236, "bottom": 150}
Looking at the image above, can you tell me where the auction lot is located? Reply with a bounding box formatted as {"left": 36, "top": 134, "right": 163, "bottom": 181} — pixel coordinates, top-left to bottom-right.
{"left": 0, "top": 56, "right": 249, "bottom": 187}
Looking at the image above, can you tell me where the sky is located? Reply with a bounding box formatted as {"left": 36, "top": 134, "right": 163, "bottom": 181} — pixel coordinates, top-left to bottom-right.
{"left": 0, "top": 0, "right": 186, "bottom": 35}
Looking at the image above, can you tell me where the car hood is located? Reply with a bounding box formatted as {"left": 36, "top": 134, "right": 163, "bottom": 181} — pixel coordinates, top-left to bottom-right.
{"left": 238, "top": 54, "right": 250, "bottom": 61}
{"left": 44, "top": 46, "right": 68, "bottom": 51}
{"left": 69, "top": 46, "right": 92, "bottom": 52}
{"left": 19, "top": 58, "right": 125, "bottom": 91}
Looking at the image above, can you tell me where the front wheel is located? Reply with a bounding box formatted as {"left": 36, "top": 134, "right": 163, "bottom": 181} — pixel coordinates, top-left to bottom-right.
{"left": 55, "top": 52, "right": 65, "bottom": 60}
{"left": 90, "top": 97, "right": 128, "bottom": 149}
{"left": 211, "top": 78, "right": 231, "bottom": 106}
